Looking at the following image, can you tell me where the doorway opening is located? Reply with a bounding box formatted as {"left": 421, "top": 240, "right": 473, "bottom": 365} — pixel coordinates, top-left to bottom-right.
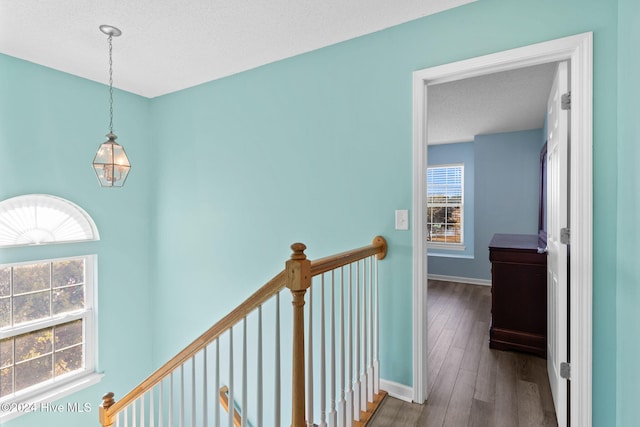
{"left": 412, "top": 33, "right": 592, "bottom": 427}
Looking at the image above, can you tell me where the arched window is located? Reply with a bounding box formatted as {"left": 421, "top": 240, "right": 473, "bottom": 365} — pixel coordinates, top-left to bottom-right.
{"left": 0, "top": 195, "right": 101, "bottom": 422}
{"left": 0, "top": 194, "right": 99, "bottom": 247}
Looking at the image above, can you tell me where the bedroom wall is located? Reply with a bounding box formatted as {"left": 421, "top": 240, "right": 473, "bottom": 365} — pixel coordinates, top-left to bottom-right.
{"left": 428, "top": 130, "right": 542, "bottom": 282}
{"left": 0, "top": 54, "right": 154, "bottom": 427}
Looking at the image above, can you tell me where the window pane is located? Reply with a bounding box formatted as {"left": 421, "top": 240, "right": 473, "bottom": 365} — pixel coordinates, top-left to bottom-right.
{"left": 428, "top": 207, "right": 445, "bottom": 224}
{"left": 0, "top": 366, "right": 13, "bottom": 397}
{"left": 0, "top": 267, "right": 9, "bottom": 296}
{"left": 55, "top": 320, "right": 83, "bottom": 349}
{"left": 0, "top": 338, "right": 12, "bottom": 367}
{"left": 53, "top": 285, "right": 84, "bottom": 315}
{"left": 15, "top": 328, "right": 52, "bottom": 363}
{"left": 430, "top": 224, "right": 445, "bottom": 242}
{"left": 427, "top": 165, "right": 464, "bottom": 245}
{"left": 55, "top": 345, "right": 83, "bottom": 376}
{"left": 15, "top": 354, "right": 52, "bottom": 392}
{"left": 0, "top": 298, "right": 9, "bottom": 328}
{"left": 53, "top": 259, "right": 84, "bottom": 288}
{"left": 13, "top": 291, "right": 50, "bottom": 324}
{"left": 13, "top": 263, "right": 50, "bottom": 294}
{"left": 445, "top": 225, "right": 462, "bottom": 243}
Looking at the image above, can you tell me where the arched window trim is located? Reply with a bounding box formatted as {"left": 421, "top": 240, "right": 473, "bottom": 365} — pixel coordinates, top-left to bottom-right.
{"left": 0, "top": 194, "right": 99, "bottom": 248}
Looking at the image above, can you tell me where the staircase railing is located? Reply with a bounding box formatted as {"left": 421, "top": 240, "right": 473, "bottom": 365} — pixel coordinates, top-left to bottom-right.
{"left": 99, "top": 236, "right": 387, "bottom": 427}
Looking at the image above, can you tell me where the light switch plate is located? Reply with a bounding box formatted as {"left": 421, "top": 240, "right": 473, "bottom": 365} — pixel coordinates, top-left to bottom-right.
{"left": 395, "top": 210, "right": 409, "bottom": 230}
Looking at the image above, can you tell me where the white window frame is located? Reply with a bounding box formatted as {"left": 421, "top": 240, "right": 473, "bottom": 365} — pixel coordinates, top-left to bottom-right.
{"left": 0, "top": 255, "right": 102, "bottom": 423}
{"left": 426, "top": 163, "right": 465, "bottom": 251}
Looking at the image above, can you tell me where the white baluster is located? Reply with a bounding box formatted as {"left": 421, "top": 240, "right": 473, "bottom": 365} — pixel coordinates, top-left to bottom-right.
{"left": 192, "top": 357, "right": 196, "bottom": 427}
{"left": 320, "top": 275, "right": 327, "bottom": 427}
{"left": 180, "top": 365, "right": 185, "bottom": 427}
{"left": 140, "top": 394, "right": 145, "bottom": 427}
{"left": 242, "top": 317, "right": 248, "bottom": 427}
{"left": 346, "top": 263, "right": 354, "bottom": 427}
{"left": 329, "top": 270, "right": 337, "bottom": 427}
{"left": 151, "top": 387, "right": 156, "bottom": 427}
{"left": 159, "top": 379, "right": 164, "bottom": 427}
{"left": 368, "top": 257, "right": 374, "bottom": 403}
{"left": 203, "top": 347, "right": 208, "bottom": 427}
{"left": 275, "top": 293, "right": 281, "bottom": 427}
{"left": 361, "top": 259, "right": 369, "bottom": 410}
{"left": 337, "top": 267, "right": 346, "bottom": 427}
{"left": 229, "top": 328, "right": 234, "bottom": 427}
{"left": 215, "top": 339, "right": 220, "bottom": 427}
{"left": 124, "top": 406, "right": 129, "bottom": 427}
{"left": 169, "top": 373, "right": 174, "bottom": 427}
{"left": 257, "top": 305, "right": 263, "bottom": 427}
{"left": 374, "top": 257, "right": 380, "bottom": 394}
{"left": 354, "top": 261, "right": 361, "bottom": 421}
{"left": 307, "top": 285, "right": 314, "bottom": 427}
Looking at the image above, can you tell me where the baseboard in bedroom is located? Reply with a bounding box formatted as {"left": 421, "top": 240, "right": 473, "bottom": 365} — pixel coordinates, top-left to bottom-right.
{"left": 427, "top": 274, "right": 491, "bottom": 287}
{"left": 379, "top": 379, "right": 413, "bottom": 402}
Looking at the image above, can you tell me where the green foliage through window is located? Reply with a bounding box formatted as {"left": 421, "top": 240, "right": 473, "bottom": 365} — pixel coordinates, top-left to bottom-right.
{"left": 0, "top": 259, "right": 87, "bottom": 399}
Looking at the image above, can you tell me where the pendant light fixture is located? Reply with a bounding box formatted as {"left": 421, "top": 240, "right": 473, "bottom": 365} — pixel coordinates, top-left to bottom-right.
{"left": 93, "top": 24, "right": 131, "bottom": 187}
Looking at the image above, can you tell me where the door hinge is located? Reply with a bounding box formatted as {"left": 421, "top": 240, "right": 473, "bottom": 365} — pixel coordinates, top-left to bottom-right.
{"left": 560, "top": 227, "right": 570, "bottom": 245}
{"left": 561, "top": 91, "right": 571, "bottom": 110}
{"left": 560, "top": 362, "right": 571, "bottom": 380}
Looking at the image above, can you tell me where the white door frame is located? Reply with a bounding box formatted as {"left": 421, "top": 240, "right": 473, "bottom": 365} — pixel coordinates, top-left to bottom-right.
{"left": 412, "top": 32, "right": 592, "bottom": 426}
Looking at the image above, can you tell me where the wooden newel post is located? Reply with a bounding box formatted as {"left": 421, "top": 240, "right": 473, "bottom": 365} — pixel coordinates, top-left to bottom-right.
{"left": 99, "top": 392, "right": 115, "bottom": 427}
{"left": 286, "top": 243, "right": 312, "bottom": 427}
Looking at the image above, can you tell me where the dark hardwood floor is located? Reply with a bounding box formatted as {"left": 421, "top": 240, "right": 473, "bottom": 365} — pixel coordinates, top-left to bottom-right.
{"left": 369, "top": 280, "right": 557, "bottom": 427}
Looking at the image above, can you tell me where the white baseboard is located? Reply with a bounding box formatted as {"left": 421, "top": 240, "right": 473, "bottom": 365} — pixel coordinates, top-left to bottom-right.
{"left": 379, "top": 378, "right": 413, "bottom": 402}
{"left": 427, "top": 274, "right": 491, "bottom": 287}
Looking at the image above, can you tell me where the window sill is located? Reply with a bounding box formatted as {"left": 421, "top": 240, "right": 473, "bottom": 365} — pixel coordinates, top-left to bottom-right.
{"left": 427, "top": 243, "right": 466, "bottom": 251}
{"left": 0, "top": 371, "right": 104, "bottom": 423}
{"left": 428, "top": 252, "right": 474, "bottom": 259}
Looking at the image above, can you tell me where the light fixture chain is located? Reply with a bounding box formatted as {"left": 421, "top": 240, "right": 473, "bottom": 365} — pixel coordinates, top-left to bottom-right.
{"left": 108, "top": 34, "right": 114, "bottom": 134}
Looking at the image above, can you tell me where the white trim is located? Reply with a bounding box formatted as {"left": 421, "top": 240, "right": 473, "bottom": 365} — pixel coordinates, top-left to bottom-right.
{"left": 412, "top": 67, "right": 429, "bottom": 404}
{"left": 426, "top": 163, "right": 465, "bottom": 248}
{"left": 427, "top": 252, "right": 473, "bottom": 259}
{"left": 412, "top": 32, "right": 593, "bottom": 427}
{"left": 0, "top": 372, "right": 104, "bottom": 423}
{"left": 427, "top": 274, "right": 491, "bottom": 287}
{"left": 379, "top": 379, "right": 413, "bottom": 403}
{"left": 0, "top": 255, "right": 100, "bottom": 422}
{"left": 427, "top": 243, "right": 466, "bottom": 251}
{"left": 0, "top": 194, "right": 100, "bottom": 248}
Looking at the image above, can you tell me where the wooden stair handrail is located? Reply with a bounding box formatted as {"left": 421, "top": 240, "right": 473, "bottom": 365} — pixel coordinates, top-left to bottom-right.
{"left": 219, "top": 386, "right": 242, "bottom": 427}
{"left": 100, "top": 236, "right": 387, "bottom": 426}
{"left": 310, "top": 236, "right": 387, "bottom": 277}
{"left": 104, "top": 269, "right": 287, "bottom": 418}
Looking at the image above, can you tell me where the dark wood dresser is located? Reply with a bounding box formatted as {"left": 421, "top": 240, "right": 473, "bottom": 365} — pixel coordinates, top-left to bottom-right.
{"left": 489, "top": 233, "right": 547, "bottom": 358}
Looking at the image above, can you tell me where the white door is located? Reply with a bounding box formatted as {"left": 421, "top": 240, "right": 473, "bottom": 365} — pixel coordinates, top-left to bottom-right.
{"left": 546, "top": 60, "right": 569, "bottom": 427}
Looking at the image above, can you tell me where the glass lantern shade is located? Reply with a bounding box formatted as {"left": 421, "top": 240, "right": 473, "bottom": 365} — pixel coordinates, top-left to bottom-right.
{"left": 93, "top": 133, "right": 131, "bottom": 187}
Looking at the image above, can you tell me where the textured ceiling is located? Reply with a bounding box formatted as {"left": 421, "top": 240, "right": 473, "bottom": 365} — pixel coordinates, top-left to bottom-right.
{"left": 1, "top": 1, "right": 556, "bottom": 143}
{"left": 0, "top": 0, "right": 475, "bottom": 98}
{"left": 428, "top": 62, "right": 557, "bottom": 144}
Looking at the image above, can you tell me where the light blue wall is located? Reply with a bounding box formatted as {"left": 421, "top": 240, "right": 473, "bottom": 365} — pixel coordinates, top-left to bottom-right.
{"left": 428, "top": 130, "right": 542, "bottom": 281}
{"left": 474, "top": 130, "right": 542, "bottom": 277}
{"left": 150, "top": 1, "right": 619, "bottom": 424}
{"left": 0, "top": 54, "right": 154, "bottom": 427}
{"left": 616, "top": 0, "right": 640, "bottom": 425}
{"left": 427, "top": 141, "right": 475, "bottom": 260}
{"left": 0, "top": 0, "right": 629, "bottom": 424}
